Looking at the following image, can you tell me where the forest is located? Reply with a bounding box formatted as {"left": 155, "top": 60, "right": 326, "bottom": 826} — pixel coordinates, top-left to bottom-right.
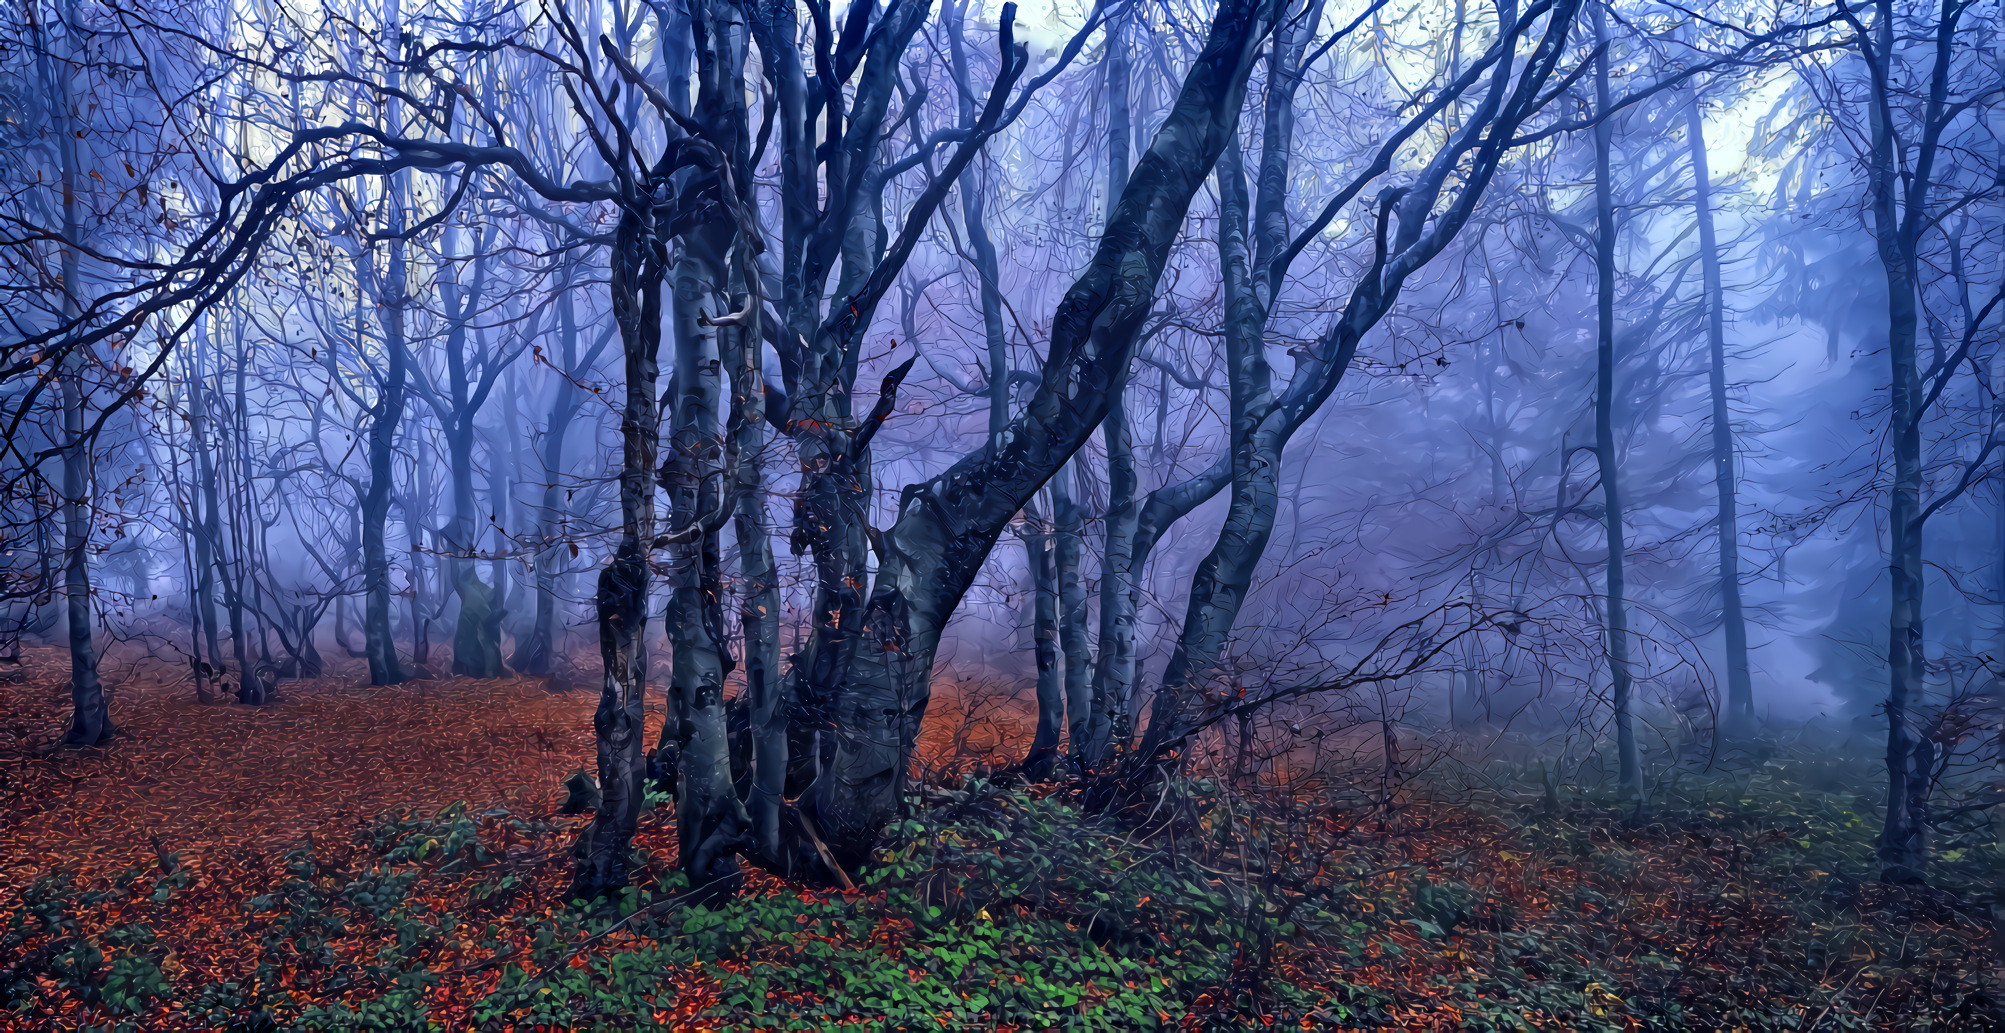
{"left": 0, "top": 0, "right": 2001, "bottom": 1026}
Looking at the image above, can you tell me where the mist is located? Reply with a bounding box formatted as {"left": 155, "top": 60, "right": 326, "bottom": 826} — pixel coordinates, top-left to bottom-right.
{"left": 2, "top": 0, "right": 2000, "bottom": 1026}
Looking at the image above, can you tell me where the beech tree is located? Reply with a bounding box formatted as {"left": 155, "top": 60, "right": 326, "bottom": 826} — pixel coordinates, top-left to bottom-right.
{"left": 8, "top": 0, "right": 1994, "bottom": 902}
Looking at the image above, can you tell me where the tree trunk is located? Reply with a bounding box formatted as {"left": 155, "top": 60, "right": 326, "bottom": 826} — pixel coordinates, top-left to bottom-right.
{"left": 1994, "top": 353, "right": 2004, "bottom": 676}
{"left": 190, "top": 329, "right": 225, "bottom": 695}
{"left": 166, "top": 381, "right": 213, "bottom": 702}
{"left": 729, "top": 271, "right": 785, "bottom": 871}
{"left": 447, "top": 419, "right": 504, "bottom": 677}
{"left": 403, "top": 420, "right": 432, "bottom": 671}
{"left": 571, "top": 209, "right": 668, "bottom": 900}
{"left": 806, "top": 0, "right": 1280, "bottom": 864}
{"left": 227, "top": 319, "right": 259, "bottom": 703}
{"left": 1057, "top": 469, "right": 1092, "bottom": 744}
{"left": 44, "top": 0, "right": 108, "bottom": 744}
{"left": 1687, "top": 97, "right": 1753, "bottom": 736}
{"left": 361, "top": 234, "right": 407, "bottom": 687}
{"left": 1091, "top": 452, "right": 1230, "bottom": 762}
{"left": 772, "top": 0, "right": 931, "bottom": 798}
{"left": 948, "top": 6, "right": 1044, "bottom": 776}
{"left": 445, "top": 239, "right": 506, "bottom": 678}
{"left": 1592, "top": 0, "right": 1638, "bottom": 793}
{"left": 1872, "top": 41, "right": 1927, "bottom": 884}
{"left": 1085, "top": 21, "right": 1135, "bottom": 765}
{"left": 516, "top": 286, "right": 587, "bottom": 675}
{"left": 1142, "top": 136, "right": 1275, "bottom": 757}
{"left": 1130, "top": 0, "right": 1337, "bottom": 760}
{"left": 661, "top": 234, "right": 746, "bottom": 893}
{"left": 59, "top": 348, "right": 108, "bottom": 743}
{"left": 659, "top": 0, "right": 759, "bottom": 891}
{"left": 1053, "top": 492, "right": 1093, "bottom": 758}
{"left": 1125, "top": 0, "right": 1577, "bottom": 760}
{"left": 1860, "top": 0, "right": 1988, "bottom": 886}
{"left": 1021, "top": 497, "right": 1063, "bottom": 776}
{"left": 1088, "top": 394, "right": 1139, "bottom": 767}
{"left": 496, "top": 381, "right": 524, "bottom": 650}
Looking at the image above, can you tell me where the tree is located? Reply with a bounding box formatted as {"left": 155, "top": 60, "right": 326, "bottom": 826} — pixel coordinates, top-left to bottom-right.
{"left": 803, "top": 0, "right": 1287, "bottom": 862}
{"left": 1588, "top": 0, "right": 1638, "bottom": 792}
{"left": 1137, "top": 0, "right": 1588, "bottom": 765}
{"left": 1685, "top": 89, "right": 1755, "bottom": 736}
{"left": 1835, "top": 0, "right": 2001, "bottom": 882}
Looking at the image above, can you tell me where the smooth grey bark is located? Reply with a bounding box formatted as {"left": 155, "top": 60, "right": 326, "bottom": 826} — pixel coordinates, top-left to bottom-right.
{"left": 755, "top": 0, "right": 827, "bottom": 795}
{"left": 42, "top": 0, "right": 107, "bottom": 742}
{"left": 1876, "top": 164, "right": 1928, "bottom": 880}
{"left": 1087, "top": 390, "right": 1138, "bottom": 765}
{"left": 1090, "top": 450, "right": 1231, "bottom": 759}
{"left": 730, "top": 262, "right": 784, "bottom": 870}
{"left": 1148, "top": 135, "right": 1273, "bottom": 748}
{"left": 1591, "top": 0, "right": 1638, "bottom": 792}
{"left": 360, "top": 227, "right": 409, "bottom": 687}
{"left": 439, "top": 231, "right": 507, "bottom": 678}
{"left": 190, "top": 328, "right": 225, "bottom": 695}
{"left": 752, "top": 0, "right": 1052, "bottom": 820}
{"left": 401, "top": 417, "right": 433, "bottom": 670}
{"left": 1086, "top": 348, "right": 1234, "bottom": 760}
{"left": 1849, "top": 0, "right": 1989, "bottom": 882}
{"left": 496, "top": 378, "right": 525, "bottom": 648}
{"left": 956, "top": 169, "right": 1008, "bottom": 447}
{"left": 664, "top": 238, "right": 741, "bottom": 891}
{"left": 56, "top": 310, "right": 107, "bottom": 739}
{"left": 58, "top": 362, "right": 107, "bottom": 742}
{"left": 1995, "top": 348, "right": 2004, "bottom": 673}
{"left": 164, "top": 379, "right": 213, "bottom": 702}
{"left": 226, "top": 314, "right": 260, "bottom": 702}
{"left": 1133, "top": 0, "right": 1326, "bottom": 753}
{"left": 660, "top": 0, "right": 760, "bottom": 892}
{"left": 1686, "top": 96, "right": 1753, "bottom": 735}
{"left": 572, "top": 0, "right": 774, "bottom": 896}
{"left": 806, "top": 0, "right": 1284, "bottom": 862}
{"left": 514, "top": 281, "right": 601, "bottom": 675}
{"left": 945, "top": 0, "right": 1060, "bottom": 777}
{"left": 359, "top": 4, "right": 410, "bottom": 687}
{"left": 749, "top": 0, "right": 936, "bottom": 808}
{"left": 1081, "top": 15, "right": 1136, "bottom": 769}
{"left": 1054, "top": 466, "right": 1091, "bottom": 757}
{"left": 1113, "top": 2, "right": 1328, "bottom": 760}
{"left": 1140, "top": 0, "right": 1583, "bottom": 759}
{"left": 1022, "top": 495, "right": 1063, "bottom": 776}
{"left": 1010, "top": 332, "right": 1069, "bottom": 781}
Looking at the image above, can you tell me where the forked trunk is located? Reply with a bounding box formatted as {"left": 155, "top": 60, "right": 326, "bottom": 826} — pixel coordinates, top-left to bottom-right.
{"left": 571, "top": 216, "right": 666, "bottom": 901}
{"left": 805, "top": 0, "right": 1281, "bottom": 863}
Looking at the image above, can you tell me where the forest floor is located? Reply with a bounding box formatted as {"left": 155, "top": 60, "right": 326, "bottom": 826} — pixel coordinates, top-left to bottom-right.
{"left": 1, "top": 648, "right": 2000, "bottom": 1030}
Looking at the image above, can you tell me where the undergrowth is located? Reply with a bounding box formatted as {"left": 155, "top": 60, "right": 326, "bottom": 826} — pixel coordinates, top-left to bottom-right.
{"left": 1, "top": 747, "right": 1999, "bottom": 1030}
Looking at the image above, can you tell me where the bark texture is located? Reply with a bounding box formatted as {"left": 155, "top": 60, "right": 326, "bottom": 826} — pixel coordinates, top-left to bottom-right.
{"left": 805, "top": 0, "right": 1285, "bottom": 863}
{"left": 1686, "top": 97, "right": 1753, "bottom": 735}
{"left": 1591, "top": 1, "right": 1638, "bottom": 792}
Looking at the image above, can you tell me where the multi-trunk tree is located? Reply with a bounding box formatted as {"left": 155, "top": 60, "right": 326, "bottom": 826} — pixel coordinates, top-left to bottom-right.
{"left": 13, "top": 0, "right": 1987, "bottom": 902}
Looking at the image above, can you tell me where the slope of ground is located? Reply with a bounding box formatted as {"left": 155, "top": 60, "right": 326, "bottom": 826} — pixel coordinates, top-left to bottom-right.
{"left": 1, "top": 648, "right": 1999, "bottom": 1030}
{"left": 0, "top": 649, "right": 608, "bottom": 883}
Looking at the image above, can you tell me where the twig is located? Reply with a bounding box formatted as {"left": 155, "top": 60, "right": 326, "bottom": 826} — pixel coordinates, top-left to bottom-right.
{"left": 797, "top": 809, "right": 857, "bottom": 891}
{"left": 1801, "top": 965, "right": 1866, "bottom": 1032}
